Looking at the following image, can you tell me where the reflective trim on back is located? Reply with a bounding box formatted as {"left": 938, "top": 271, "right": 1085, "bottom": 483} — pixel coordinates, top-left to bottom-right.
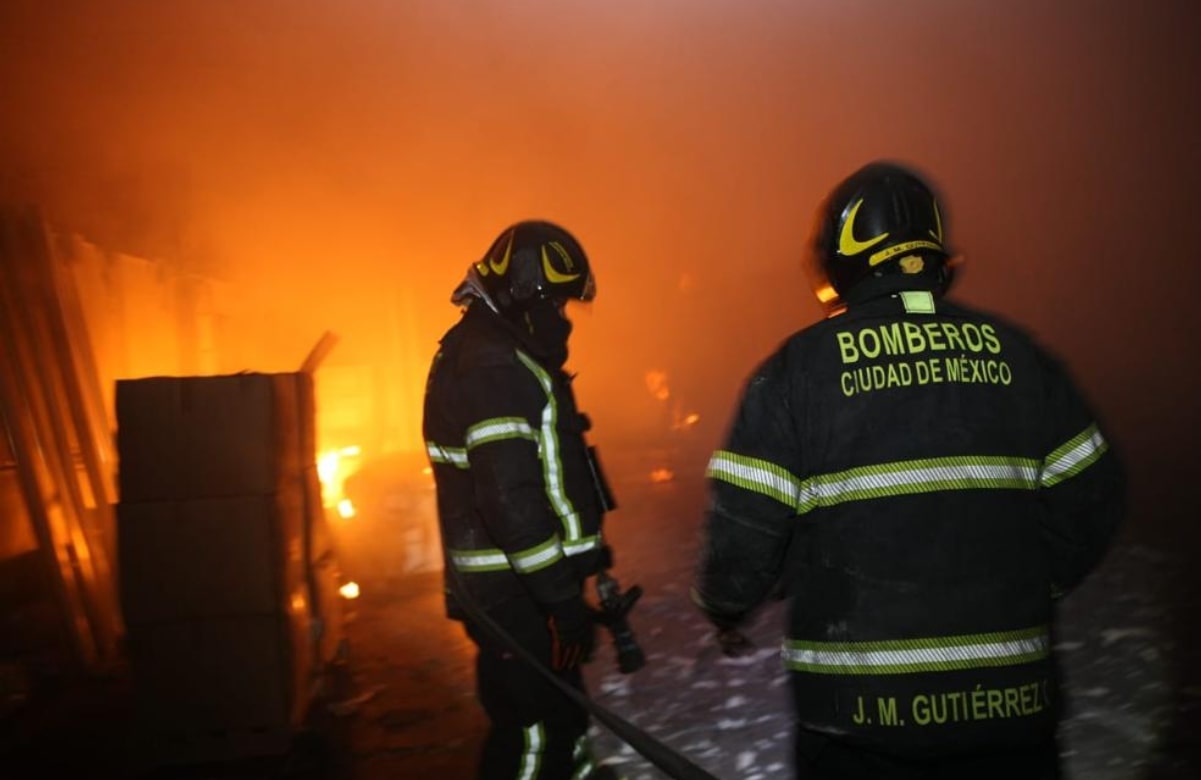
{"left": 707, "top": 450, "right": 1042, "bottom": 513}
{"left": 784, "top": 626, "right": 1050, "bottom": 675}
{"left": 795, "top": 455, "right": 1042, "bottom": 514}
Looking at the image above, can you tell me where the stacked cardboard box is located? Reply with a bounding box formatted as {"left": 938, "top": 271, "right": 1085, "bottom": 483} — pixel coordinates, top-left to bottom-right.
{"left": 115, "top": 372, "right": 338, "bottom": 767}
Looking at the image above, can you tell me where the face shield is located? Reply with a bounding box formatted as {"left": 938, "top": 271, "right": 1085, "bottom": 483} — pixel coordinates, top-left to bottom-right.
{"left": 579, "top": 271, "right": 597, "bottom": 303}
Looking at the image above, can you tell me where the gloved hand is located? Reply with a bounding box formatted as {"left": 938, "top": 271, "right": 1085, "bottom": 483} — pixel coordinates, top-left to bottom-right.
{"left": 708, "top": 611, "right": 755, "bottom": 658}
{"left": 546, "top": 596, "right": 596, "bottom": 670}
{"left": 715, "top": 627, "right": 756, "bottom": 657}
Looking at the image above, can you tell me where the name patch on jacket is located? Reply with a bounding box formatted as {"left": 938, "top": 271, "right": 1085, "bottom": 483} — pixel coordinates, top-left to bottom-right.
{"left": 846, "top": 678, "right": 1051, "bottom": 728}
{"left": 834, "top": 321, "right": 1013, "bottom": 397}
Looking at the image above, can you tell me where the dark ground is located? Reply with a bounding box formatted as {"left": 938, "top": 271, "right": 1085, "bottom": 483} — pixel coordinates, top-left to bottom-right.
{"left": 2, "top": 465, "right": 1199, "bottom": 779}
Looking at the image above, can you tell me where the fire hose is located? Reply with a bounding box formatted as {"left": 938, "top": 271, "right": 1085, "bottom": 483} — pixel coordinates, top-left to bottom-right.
{"left": 446, "top": 561, "right": 723, "bottom": 780}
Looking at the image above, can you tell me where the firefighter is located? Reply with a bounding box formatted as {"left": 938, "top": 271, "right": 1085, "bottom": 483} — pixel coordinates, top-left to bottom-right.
{"left": 423, "top": 220, "right": 619, "bottom": 780}
{"left": 692, "top": 161, "right": 1125, "bottom": 779}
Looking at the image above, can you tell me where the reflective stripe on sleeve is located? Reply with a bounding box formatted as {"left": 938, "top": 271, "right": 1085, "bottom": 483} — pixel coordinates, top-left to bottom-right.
{"left": 449, "top": 534, "right": 595, "bottom": 574}
{"left": 509, "top": 536, "right": 565, "bottom": 573}
{"left": 1040, "top": 423, "right": 1108, "bottom": 487}
{"left": 426, "top": 441, "right": 468, "bottom": 468}
{"left": 449, "top": 535, "right": 566, "bottom": 574}
{"left": 447, "top": 548, "right": 509, "bottom": 572}
{"left": 706, "top": 450, "right": 802, "bottom": 508}
{"left": 465, "top": 416, "right": 538, "bottom": 450}
{"left": 784, "top": 626, "right": 1050, "bottom": 675}
{"left": 562, "top": 534, "right": 602, "bottom": 557}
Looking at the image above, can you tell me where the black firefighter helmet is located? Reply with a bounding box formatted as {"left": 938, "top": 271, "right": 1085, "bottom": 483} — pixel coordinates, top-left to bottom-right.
{"left": 472, "top": 220, "right": 596, "bottom": 314}
{"left": 808, "top": 161, "right": 954, "bottom": 309}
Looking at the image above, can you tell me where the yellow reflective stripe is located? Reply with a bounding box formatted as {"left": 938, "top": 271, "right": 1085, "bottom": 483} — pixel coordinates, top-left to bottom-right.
{"left": 570, "top": 734, "right": 602, "bottom": 779}
{"left": 710, "top": 441, "right": 1110, "bottom": 513}
{"left": 797, "top": 455, "right": 1041, "bottom": 513}
{"left": 710, "top": 451, "right": 1042, "bottom": 514}
{"left": 448, "top": 548, "right": 509, "bottom": 572}
{"left": 706, "top": 450, "right": 802, "bottom": 508}
{"left": 426, "top": 440, "right": 468, "bottom": 468}
{"left": 518, "top": 722, "right": 544, "bottom": 780}
{"left": 562, "top": 534, "right": 601, "bottom": 557}
{"left": 784, "top": 626, "right": 1050, "bottom": 675}
{"left": 571, "top": 756, "right": 595, "bottom": 779}
{"left": 509, "top": 536, "right": 565, "bottom": 574}
{"left": 465, "top": 416, "right": 537, "bottom": 449}
{"left": 1041, "top": 423, "right": 1107, "bottom": 487}
{"left": 450, "top": 535, "right": 594, "bottom": 574}
{"left": 516, "top": 350, "right": 582, "bottom": 542}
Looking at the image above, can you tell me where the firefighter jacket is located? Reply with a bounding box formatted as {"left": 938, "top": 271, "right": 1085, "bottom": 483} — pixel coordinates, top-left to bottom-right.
{"left": 694, "top": 274, "right": 1124, "bottom": 756}
{"left": 423, "top": 301, "right": 607, "bottom": 621}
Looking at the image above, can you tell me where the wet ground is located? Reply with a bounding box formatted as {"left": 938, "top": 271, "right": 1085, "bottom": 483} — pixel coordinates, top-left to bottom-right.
{"left": 2, "top": 466, "right": 1199, "bottom": 779}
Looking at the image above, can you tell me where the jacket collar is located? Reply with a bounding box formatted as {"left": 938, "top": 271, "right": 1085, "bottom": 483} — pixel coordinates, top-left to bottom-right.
{"left": 844, "top": 273, "right": 944, "bottom": 308}
{"left": 460, "top": 301, "right": 561, "bottom": 366}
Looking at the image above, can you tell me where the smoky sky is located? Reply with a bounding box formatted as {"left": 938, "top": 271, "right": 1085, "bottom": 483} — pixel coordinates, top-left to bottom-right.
{"left": 2, "top": 0, "right": 1199, "bottom": 543}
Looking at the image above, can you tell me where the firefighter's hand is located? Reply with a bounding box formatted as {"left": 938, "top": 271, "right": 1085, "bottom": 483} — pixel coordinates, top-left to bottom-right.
{"left": 704, "top": 609, "right": 755, "bottom": 658}
{"left": 715, "top": 627, "right": 755, "bottom": 658}
{"left": 547, "top": 596, "right": 596, "bottom": 670}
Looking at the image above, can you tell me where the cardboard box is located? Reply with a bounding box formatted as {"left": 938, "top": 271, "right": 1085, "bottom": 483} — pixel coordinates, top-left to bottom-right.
{"left": 125, "top": 613, "right": 307, "bottom": 734}
{"left": 117, "top": 492, "right": 307, "bottom": 625}
{"left": 115, "top": 372, "right": 316, "bottom": 502}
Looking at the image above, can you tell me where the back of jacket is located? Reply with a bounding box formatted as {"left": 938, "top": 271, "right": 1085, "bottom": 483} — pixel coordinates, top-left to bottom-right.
{"left": 423, "top": 302, "right": 606, "bottom": 620}
{"left": 697, "top": 278, "right": 1124, "bottom": 755}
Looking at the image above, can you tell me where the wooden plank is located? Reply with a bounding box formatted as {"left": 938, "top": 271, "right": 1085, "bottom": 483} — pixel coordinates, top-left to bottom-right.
{"left": 0, "top": 206, "right": 99, "bottom": 669}
{"left": 0, "top": 206, "right": 122, "bottom": 670}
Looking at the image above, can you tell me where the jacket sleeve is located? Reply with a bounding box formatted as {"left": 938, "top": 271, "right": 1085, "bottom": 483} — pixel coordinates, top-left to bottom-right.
{"left": 460, "top": 360, "right": 582, "bottom": 607}
{"left": 694, "top": 349, "right": 802, "bottom": 624}
{"left": 1035, "top": 349, "right": 1126, "bottom": 596}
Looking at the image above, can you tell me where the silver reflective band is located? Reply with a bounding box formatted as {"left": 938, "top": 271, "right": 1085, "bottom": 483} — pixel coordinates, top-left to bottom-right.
{"left": 450, "top": 535, "right": 596, "bottom": 575}
{"left": 562, "top": 535, "right": 602, "bottom": 556}
{"left": 1041, "top": 423, "right": 1107, "bottom": 487}
{"left": 572, "top": 734, "right": 596, "bottom": 778}
{"left": 710, "top": 426, "right": 1109, "bottom": 511}
{"left": 449, "top": 549, "right": 509, "bottom": 572}
{"left": 797, "top": 457, "right": 1041, "bottom": 513}
{"left": 466, "top": 416, "right": 537, "bottom": 449}
{"left": 516, "top": 349, "right": 583, "bottom": 542}
{"left": 706, "top": 451, "right": 801, "bottom": 508}
{"left": 426, "top": 441, "right": 468, "bottom": 468}
{"left": 784, "top": 627, "right": 1050, "bottom": 675}
{"left": 708, "top": 451, "right": 1044, "bottom": 512}
{"left": 518, "top": 722, "right": 544, "bottom": 780}
{"left": 510, "top": 538, "right": 565, "bottom": 573}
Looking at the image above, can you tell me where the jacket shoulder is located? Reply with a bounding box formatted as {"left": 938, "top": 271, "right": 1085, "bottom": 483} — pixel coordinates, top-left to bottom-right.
{"left": 939, "top": 298, "right": 1073, "bottom": 367}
